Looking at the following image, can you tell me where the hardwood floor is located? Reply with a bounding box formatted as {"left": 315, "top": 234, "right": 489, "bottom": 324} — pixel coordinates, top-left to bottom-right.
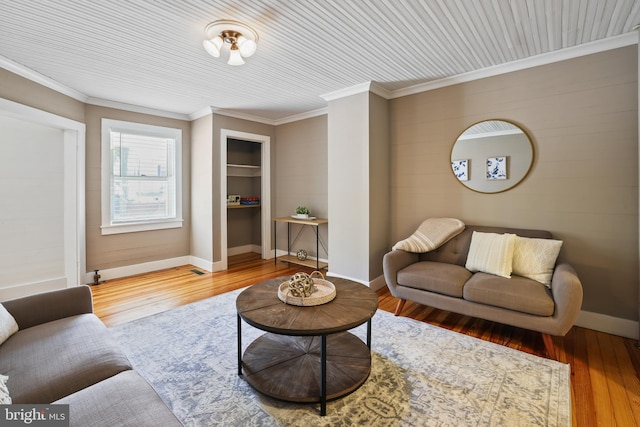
{"left": 91, "top": 255, "right": 640, "bottom": 426}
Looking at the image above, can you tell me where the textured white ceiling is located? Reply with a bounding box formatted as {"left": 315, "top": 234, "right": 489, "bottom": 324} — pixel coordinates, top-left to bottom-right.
{"left": 0, "top": 0, "right": 638, "bottom": 122}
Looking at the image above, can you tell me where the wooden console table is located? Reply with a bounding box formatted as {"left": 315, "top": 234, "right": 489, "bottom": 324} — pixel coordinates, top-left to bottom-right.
{"left": 273, "top": 216, "right": 328, "bottom": 270}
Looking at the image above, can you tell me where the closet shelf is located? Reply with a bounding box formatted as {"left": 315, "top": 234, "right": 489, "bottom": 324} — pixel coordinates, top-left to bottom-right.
{"left": 227, "top": 163, "right": 261, "bottom": 177}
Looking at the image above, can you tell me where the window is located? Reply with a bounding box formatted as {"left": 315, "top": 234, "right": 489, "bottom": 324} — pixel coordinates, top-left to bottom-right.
{"left": 101, "top": 119, "right": 182, "bottom": 235}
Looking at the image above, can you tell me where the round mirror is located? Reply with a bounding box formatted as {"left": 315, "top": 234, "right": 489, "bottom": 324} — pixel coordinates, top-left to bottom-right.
{"left": 451, "top": 120, "right": 534, "bottom": 193}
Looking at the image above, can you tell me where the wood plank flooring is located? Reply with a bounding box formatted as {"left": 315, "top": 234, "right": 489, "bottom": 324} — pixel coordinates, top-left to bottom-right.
{"left": 91, "top": 255, "right": 640, "bottom": 426}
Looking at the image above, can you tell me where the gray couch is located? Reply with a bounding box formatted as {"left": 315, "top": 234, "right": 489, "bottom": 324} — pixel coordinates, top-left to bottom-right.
{"left": 0, "top": 286, "right": 182, "bottom": 427}
{"left": 383, "top": 225, "right": 583, "bottom": 359}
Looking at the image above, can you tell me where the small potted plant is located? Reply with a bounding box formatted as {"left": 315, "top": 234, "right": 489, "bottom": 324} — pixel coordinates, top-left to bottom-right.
{"left": 295, "top": 206, "right": 310, "bottom": 219}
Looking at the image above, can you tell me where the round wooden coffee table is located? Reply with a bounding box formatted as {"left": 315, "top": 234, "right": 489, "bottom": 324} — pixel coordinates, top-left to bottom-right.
{"left": 236, "top": 276, "right": 378, "bottom": 416}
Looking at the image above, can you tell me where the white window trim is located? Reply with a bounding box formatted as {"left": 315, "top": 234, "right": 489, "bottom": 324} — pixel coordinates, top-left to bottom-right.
{"left": 101, "top": 119, "right": 183, "bottom": 235}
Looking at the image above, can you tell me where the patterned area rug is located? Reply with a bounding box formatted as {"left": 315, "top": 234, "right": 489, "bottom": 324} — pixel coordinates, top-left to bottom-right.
{"left": 111, "top": 288, "right": 570, "bottom": 426}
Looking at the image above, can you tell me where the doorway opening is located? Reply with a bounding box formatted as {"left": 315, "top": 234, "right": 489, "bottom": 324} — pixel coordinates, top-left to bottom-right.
{"left": 219, "top": 129, "right": 271, "bottom": 270}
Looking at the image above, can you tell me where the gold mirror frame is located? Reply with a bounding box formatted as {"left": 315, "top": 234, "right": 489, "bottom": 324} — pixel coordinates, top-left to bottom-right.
{"left": 450, "top": 119, "right": 534, "bottom": 194}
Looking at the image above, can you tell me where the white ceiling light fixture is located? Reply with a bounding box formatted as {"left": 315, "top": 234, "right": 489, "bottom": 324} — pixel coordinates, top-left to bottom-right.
{"left": 203, "top": 20, "right": 258, "bottom": 66}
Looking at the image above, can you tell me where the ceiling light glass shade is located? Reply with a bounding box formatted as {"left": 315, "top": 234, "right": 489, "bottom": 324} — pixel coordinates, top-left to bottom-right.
{"left": 203, "top": 20, "right": 258, "bottom": 65}
{"left": 227, "top": 47, "right": 245, "bottom": 66}
{"left": 237, "top": 35, "right": 257, "bottom": 57}
{"left": 203, "top": 36, "right": 223, "bottom": 57}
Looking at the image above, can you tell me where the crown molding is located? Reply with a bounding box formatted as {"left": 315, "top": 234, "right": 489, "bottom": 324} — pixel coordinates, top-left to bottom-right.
{"left": 389, "top": 32, "right": 638, "bottom": 99}
{"left": 211, "top": 108, "right": 276, "bottom": 125}
{"left": 369, "top": 81, "right": 392, "bottom": 99}
{"left": 320, "top": 81, "right": 373, "bottom": 102}
{"left": 0, "top": 54, "right": 88, "bottom": 102}
{"left": 184, "top": 106, "right": 327, "bottom": 126}
{"left": 273, "top": 107, "right": 328, "bottom": 126}
{"left": 85, "top": 98, "right": 190, "bottom": 121}
{"left": 189, "top": 106, "right": 216, "bottom": 121}
{"left": 320, "top": 81, "right": 392, "bottom": 103}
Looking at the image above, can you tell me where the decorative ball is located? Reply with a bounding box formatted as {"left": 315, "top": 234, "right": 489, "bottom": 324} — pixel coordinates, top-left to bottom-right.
{"left": 288, "top": 272, "right": 317, "bottom": 297}
{"left": 296, "top": 249, "right": 308, "bottom": 261}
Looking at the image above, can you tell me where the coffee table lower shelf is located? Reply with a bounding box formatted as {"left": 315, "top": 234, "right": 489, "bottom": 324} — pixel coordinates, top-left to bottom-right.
{"left": 241, "top": 332, "right": 371, "bottom": 403}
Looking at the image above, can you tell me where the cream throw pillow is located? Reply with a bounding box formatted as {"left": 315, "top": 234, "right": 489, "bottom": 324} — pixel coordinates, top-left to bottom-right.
{"left": 512, "top": 236, "right": 563, "bottom": 288}
{"left": 0, "top": 304, "right": 18, "bottom": 345}
{"left": 0, "top": 375, "right": 10, "bottom": 404}
{"left": 465, "top": 231, "right": 516, "bottom": 278}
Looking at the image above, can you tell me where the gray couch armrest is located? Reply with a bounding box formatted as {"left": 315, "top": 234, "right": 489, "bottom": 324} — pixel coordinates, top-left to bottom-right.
{"left": 2, "top": 285, "right": 94, "bottom": 330}
{"left": 383, "top": 250, "right": 420, "bottom": 297}
{"left": 549, "top": 262, "right": 583, "bottom": 336}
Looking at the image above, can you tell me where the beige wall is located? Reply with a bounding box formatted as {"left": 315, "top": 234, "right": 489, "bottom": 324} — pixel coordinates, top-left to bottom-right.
{"left": 274, "top": 115, "right": 328, "bottom": 260}
{"left": 390, "top": 46, "right": 638, "bottom": 320}
{"left": 369, "top": 93, "right": 390, "bottom": 279}
{"left": 0, "top": 69, "right": 84, "bottom": 122}
{"left": 84, "top": 105, "right": 191, "bottom": 271}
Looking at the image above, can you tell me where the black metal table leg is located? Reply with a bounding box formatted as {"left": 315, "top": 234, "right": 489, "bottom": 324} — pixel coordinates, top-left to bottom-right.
{"left": 315, "top": 225, "right": 319, "bottom": 270}
{"left": 273, "top": 220, "right": 277, "bottom": 265}
{"left": 287, "top": 223, "right": 291, "bottom": 260}
{"left": 367, "top": 318, "right": 372, "bottom": 349}
{"left": 320, "top": 334, "right": 327, "bottom": 416}
{"left": 237, "top": 314, "right": 242, "bottom": 376}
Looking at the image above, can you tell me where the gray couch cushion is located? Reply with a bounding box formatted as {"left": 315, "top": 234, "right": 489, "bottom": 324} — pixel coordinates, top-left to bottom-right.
{"left": 0, "top": 314, "right": 132, "bottom": 403}
{"left": 56, "top": 370, "right": 183, "bottom": 427}
{"left": 397, "top": 261, "right": 472, "bottom": 297}
{"left": 463, "top": 273, "right": 555, "bottom": 316}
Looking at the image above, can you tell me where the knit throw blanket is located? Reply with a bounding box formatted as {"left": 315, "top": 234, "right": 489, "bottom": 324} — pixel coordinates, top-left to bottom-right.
{"left": 393, "top": 218, "right": 465, "bottom": 253}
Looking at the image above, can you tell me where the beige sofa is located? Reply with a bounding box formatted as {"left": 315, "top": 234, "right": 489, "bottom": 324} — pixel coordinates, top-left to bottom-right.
{"left": 383, "top": 225, "right": 583, "bottom": 359}
{"left": 0, "top": 286, "right": 182, "bottom": 427}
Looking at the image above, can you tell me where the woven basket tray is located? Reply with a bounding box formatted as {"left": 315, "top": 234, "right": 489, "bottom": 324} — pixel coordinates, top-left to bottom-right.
{"left": 278, "top": 273, "right": 336, "bottom": 307}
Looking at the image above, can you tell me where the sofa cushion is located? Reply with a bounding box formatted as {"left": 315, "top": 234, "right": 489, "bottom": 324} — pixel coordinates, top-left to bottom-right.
{"left": 0, "top": 313, "right": 132, "bottom": 403}
{"left": 463, "top": 273, "right": 555, "bottom": 316}
{"left": 465, "top": 231, "right": 516, "bottom": 278}
{"left": 512, "top": 236, "right": 563, "bottom": 288}
{"left": 55, "top": 370, "right": 182, "bottom": 427}
{"left": 397, "top": 261, "right": 472, "bottom": 297}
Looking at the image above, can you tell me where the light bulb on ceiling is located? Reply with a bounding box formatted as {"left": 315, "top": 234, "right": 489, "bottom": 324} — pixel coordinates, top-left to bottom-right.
{"left": 227, "top": 45, "right": 245, "bottom": 66}
{"left": 202, "top": 36, "right": 223, "bottom": 57}
{"left": 237, "top": 35, "right": 257, "bottom": 57}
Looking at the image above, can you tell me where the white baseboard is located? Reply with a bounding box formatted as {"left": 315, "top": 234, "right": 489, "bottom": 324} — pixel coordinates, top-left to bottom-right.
{"left": 576, "top": 310, "right": 638, "bottom": 340}
{"left": 188, "top": 256, "right": 213, "bottom": 273}
{"left": 212, "top": 260, "right": 227, "bottom": 272}
{"left": 325, "top": 271, "right": 367, "bottom": 286}
{"left": 324, "top": 272, "right": 386, "bottom": 290}
{"left": 369, "top": 275, "right": 387, "bottom": 291}
{"left": 228, "top": 244, "right": 261, "bottom": 257}
{"left": 0, "top": 277, "right": 67, "bottom": 301}
{"left": 84, "top": 256, "right": 191, "bottom": 284}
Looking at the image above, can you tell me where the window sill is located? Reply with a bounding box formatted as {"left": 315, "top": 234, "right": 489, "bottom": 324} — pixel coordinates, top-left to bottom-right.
{"left": 101, "top": 219, "right": 183, "bottom": 235}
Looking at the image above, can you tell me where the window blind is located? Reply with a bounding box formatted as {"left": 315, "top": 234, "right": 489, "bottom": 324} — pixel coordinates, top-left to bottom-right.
{"left": 110, "top": 131, "right": 176, "bottom": 223}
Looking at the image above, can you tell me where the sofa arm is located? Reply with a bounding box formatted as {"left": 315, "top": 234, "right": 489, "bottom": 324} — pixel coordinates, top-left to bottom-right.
{"left": 2, "top": 285, "right": 94, "bottom": 330}
{"left": 550, "top": 262, "right": 583, "bottom": 336}
{"left": 383, "top": 250, "right": 420, "bottom": 296}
